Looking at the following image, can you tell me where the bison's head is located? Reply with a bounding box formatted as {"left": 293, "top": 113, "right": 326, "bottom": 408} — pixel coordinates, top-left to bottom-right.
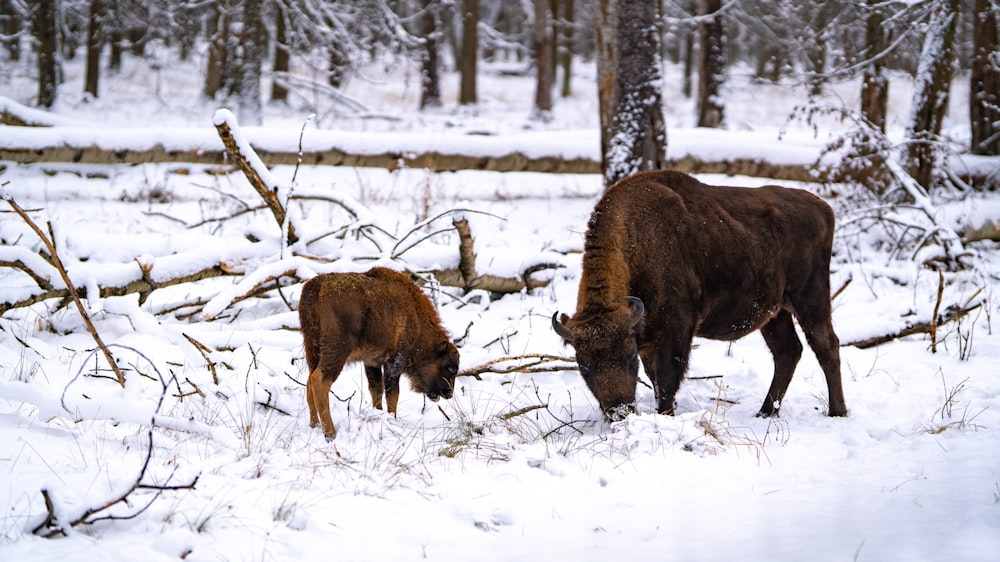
{"left": 411, "top": 340, "right": 460, "bottom": 403}
{"left": 553, "top": 297, "right": 644, "bottom": 421}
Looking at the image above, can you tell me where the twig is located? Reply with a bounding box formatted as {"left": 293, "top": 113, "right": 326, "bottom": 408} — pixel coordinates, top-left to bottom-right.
{"left": 497, "top": 403, "right": 549, "bottom": 420}
{"left": 831, "top": 276, "right": 852, "bottom": 302}
{"left": 931, "top": 269, "right": 944, "bottom": 353}
{"left": 182, "top": 333, "right": 220, "bottom": 385}
{"left": 35, "top": 356, "right": 198, "bottom": 537}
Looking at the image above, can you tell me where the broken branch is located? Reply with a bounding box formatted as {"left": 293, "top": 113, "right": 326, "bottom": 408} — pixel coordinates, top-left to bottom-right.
{"left": 4, "top": 195, "right": 127, "bottom": 387}
{"left": 213, "top": 109, "right": 298, "bottom": 244}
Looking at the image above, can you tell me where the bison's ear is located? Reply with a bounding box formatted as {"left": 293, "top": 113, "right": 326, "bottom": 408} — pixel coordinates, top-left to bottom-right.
{"left": 552, "top": 312, "right": 574, "bottom": 343}
{"left": 624, "top": 296, "right": 645, "bottom": 328}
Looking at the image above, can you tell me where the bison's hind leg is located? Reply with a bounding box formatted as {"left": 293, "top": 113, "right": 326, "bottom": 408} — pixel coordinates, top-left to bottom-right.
{"left": 757, "top": 310, "right": 803, "bottom": 417}
{"left": 306, "top": 368, "right": 320, "bottom": 428}
{"left": 365, "top": 364, "right": 385, "bottom": 411}
{"left": 307, "top": 366, "right": 338, "bottom": 440}
{"left": 794, "top": 301, "right": 848, "bottom": 417}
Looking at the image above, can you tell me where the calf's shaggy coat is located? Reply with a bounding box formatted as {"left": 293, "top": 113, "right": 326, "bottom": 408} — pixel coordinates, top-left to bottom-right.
{"left": 553, "top": 170, "right": 847, "bottom": 420}
{"left": 299, "top": 267, "right": 460, "bottom": 439}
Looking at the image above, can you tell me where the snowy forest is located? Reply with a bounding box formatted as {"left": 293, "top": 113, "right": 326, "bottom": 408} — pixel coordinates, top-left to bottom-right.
{"left": 1, "top": 0, "right": 1000, "bottom": 560}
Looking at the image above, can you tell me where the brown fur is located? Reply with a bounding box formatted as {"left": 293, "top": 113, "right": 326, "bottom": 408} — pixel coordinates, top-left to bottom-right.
{"left": 553, "top": 170, "right": 847, "bottom": 420}
{"left": 299, "top": 267, "right": 459, "bottom": 439}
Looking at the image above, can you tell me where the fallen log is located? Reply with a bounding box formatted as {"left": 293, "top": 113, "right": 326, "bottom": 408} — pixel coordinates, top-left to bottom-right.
{"left": 844, "top": 301, "right": 983, "bottom": 349}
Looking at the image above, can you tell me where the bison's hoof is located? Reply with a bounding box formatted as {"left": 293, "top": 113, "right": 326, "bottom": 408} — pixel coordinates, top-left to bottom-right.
{"left": 828, "top": 407, "right": 848, "bottom": 417}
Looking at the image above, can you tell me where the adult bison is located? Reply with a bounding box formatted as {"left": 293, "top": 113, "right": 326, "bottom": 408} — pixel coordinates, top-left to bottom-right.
{"left": 299, "top": 267, "right": 460, "bottom": 439}
{"left": 553, "top": 170, "right": 847, "bottom": 420}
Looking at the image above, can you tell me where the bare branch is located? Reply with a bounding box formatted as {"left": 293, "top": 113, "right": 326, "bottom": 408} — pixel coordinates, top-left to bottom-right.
{"left": 4, "top": 196, "right": 127, "bottom": 387}
{"left": 459, "top": 354, "right": 578, "bottom": 379}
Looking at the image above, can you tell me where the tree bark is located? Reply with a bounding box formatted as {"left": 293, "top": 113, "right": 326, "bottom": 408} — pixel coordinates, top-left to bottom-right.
{"left": 696, "top": 0, "right": 725, "bottom": 128}
{"left": 204, "top": 3, "right": 227, "bottom": 99}
{"left": 271, "top": 3, "right": 289, "bottom": 102}
{"left": 860, "top": 0, "right": 889, "bottom": 132}
{"left": 239, "top": 0, "right": 263, "bottom": 125}
{"left": 531, "top": 0, "right": 554, "bottom": 119}
{"left": 559, "top": 0, "right": 574, "bottom": 98}
{"left": 459, "top": 0, "right": 478, "bottom": 105}
{"left": 595, "top": 0, "right": 667, "bottom": 187}
{"left": 1, "top": 0, "right": 22, "bottom": 61}
{"left": 34, "top": 0, "right": 59, "bottom": 108}
{"left": 84, "top": 0, "right": 103, "bottom": 99}
{"left": 905, "top": 0, "right": 960, "bottom": 190}
{"left": 419, "top": 0, "right": 442, "bottom": 110}
{"left": 970, "top": 0, "right": 1000, "bottom": 155}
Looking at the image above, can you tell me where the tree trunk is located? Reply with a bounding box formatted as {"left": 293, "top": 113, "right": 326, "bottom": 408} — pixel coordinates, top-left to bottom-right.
{"left": 84, "top": 0, "right": 102, "bottom": 99}
{"left": 970, "top": 0, "right": 1000, "bottom": 155}
{"left": 531, "top": 0, "right": 554, "bottom": 119}
{"left": 204, "top": 4, "right": 227, "bottom": 99}
{"left": 459, "top": 0, "right": 478, "bottom": 105}
{"left": 860, "top": 0, "right": 889, "bottom": 132}
{"left": 34, "top": 0, "right": 59, "bottom": 108}
{"left": 696, "top": 0, "right": 725, "bottom": 128}
{"left": 271, "top": 3, "right": 289, "bottom": 102}
{"left": 239, "top": 0, "right": 263, "bottom": 125}
{"left": 419, "top": 0, "right": 442, "bottom": 109}
{"left": 2, "top": 0, "right": 22, "bottom": 61}
{"left": 905, "top": 0, "right": 960, "bottom": 190}
{"left": 682, "top": 29, "right": 694, "bottom": 98}
{"left": 109, "top": 29, "right": 123, "bottom": 71}
{"left": 559, "top": 0, "right": 574, "bottom": 98}
{"left": 328, "top": 45, "right": 349, "bottom": 89}
{"left": 595, "top": 0, "right": 667, "bottom": 187}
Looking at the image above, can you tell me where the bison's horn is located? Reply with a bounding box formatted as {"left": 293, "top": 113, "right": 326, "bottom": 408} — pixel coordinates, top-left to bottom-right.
{"left": 551, "top": 311, "right": 574, "bottom": 343}
{"left": 624, "top": 296, "right": 645, "bottom": 327}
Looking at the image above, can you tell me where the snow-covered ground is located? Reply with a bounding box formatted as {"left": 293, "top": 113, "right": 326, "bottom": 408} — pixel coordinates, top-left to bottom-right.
{"left": 1, "top": 50, "right": 999, "bottom": 561}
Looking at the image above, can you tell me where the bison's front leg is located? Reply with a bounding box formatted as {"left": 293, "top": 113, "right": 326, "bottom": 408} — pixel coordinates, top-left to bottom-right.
{"left": 757, "top": 310, "right": 803, "bottom": 417}
{"left": 644, "top": 339, "right": 690, "bottom": 415}
{"left": 364, "top": 364, "right": 385, "bottom": 410}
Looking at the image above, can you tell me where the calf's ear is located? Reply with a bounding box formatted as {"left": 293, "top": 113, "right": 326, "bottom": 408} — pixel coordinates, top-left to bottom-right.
{"left": 435, "top": 340, "right": 452, "bottom": 356}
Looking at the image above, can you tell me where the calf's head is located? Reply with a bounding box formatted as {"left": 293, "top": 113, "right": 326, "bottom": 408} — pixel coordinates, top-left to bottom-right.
{"left": 553, "top": 297, "right": 645, "bottom": 420}
{"left": 410, "top": 340, "right": 460, "bottom": 402}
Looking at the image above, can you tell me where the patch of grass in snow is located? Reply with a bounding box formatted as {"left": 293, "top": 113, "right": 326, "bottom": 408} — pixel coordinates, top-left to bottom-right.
{"left": 431, "top": 383, "right": 596, "bottom": 463}
{"left": 915, "top": 370, "right": 986, "bottom": 435}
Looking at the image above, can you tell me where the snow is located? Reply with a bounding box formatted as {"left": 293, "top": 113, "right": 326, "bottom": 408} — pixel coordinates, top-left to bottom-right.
{"left": 2, "top": 52, "right": 1000, "bottom": 561}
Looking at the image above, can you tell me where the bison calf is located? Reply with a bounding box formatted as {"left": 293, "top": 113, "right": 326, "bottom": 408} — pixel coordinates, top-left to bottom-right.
{"left": 553, "top": 170, "right": 847, "bottom": 421}
{"left": 299, "top": 267, "right": 460, "bottom": 439}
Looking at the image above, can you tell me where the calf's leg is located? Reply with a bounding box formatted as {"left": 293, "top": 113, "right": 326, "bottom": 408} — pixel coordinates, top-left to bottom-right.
{"left": 309, "top": 340, "right": 352, "bottom": 440}
{"left": 365, "top": 364, "right": 385, "bottom": 410}
{"left": 307, "top": 364, "right": 343, "bottom": 440}
{"left": 758, "top": 310, "right": 803, "bottom": 417}
{"left": 384, "top": 368, "right": 402, "bottom": 415}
